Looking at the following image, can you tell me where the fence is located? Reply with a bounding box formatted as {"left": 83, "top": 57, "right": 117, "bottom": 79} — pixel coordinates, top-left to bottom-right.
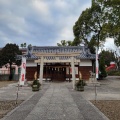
{"left": 0, "top": 68, "right": 22, "bottom": 81}
{"left": 0, "top": 74, "right": 20, "bottom": 81}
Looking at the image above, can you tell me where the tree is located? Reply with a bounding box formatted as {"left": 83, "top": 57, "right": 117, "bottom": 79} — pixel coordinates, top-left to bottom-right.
{"left": 103, "top": 0, "right": 120, "bottom": 46}
{"left": 57, "top": 40, "right": 73, "bottom": 46}
{"left": 73, "top": 2, "right": 106, "bottom": 53}
{"left": 73, "top": 0, "right": 120, "bottom": 53}
{"left": 99, "top": 50, "right": 116, "bottom": 67}
{"left": 1, "top": 43, "right": 22, "bottom": 80}
{"left": 20, "top": 43, "right": 27, "bottom": 48}
{"left": 20, "top": 43, "right": 24, "bottom": 48}
{"left": 99, "top": 51, "right": 107, "bottom": 79}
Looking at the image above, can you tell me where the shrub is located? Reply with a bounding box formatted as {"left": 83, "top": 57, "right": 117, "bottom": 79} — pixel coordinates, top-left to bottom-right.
{"left": 31, "top": 80, "right": 41, "bottom": 91}
{"left": 107, "top": 70, "right": 120, "bottom": 76}
{"left": 75, "top": 80, "right": 86, "bottom": 87}
{"left": 75, "top": 79, "right": 86, "bottom": 91}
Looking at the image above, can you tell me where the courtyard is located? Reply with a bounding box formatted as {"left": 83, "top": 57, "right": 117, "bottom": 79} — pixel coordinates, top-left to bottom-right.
{"left": 0, "top": 76, "right": 120, "bottom": 120}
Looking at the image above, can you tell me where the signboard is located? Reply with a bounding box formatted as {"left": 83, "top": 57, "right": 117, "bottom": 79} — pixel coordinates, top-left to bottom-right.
{"left": 19, "top": 57, "right": 26, "bottom": 85}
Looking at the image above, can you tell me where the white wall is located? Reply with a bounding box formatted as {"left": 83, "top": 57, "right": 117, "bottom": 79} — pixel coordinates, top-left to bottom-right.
{"left": 79, "top": 60, "right": 92, "bottom": 66}
{"left": 26, "top": 59, "right": 92, "bottom": 67}
{"left": 26, "top": 60, "right": 37, "bottom": 67}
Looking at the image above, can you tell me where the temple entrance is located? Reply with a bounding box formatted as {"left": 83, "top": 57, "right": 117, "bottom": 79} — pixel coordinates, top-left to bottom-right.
{"left": 52, "top": 67, "right": 66, "bottom": 82}
{"left": 35, "top": 52, "right": 80, "bottom": 89}
{"left": 43, "top": 64, "right": 66, "bottom": 82}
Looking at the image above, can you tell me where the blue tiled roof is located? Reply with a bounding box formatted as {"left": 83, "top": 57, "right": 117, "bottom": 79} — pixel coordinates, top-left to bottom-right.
{"left": 17, "top": 46, "right": 95, "bottom": 60}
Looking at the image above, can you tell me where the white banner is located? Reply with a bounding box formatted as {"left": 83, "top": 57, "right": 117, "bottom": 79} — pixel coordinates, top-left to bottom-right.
{"left": 69, "top": 67, "right": 78, "bottom": 75}
{"left": 96, "top": 47, "right": 99, "bottom": 79}
{"left": 19, "top": 57, "right": 26, "bottom": 85}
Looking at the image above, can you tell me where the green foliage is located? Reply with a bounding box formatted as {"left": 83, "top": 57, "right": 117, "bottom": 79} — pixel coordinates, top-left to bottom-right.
{"left": 72, "top": 0, "right": 120, "bottom": 51}
{"left": 99, "top": 52, "right": 107, "bottom": 78}
{"left": 107, "top": 70, "right": 120, "bottom": 76}
{"left": 102, "top": 0, "right": 120, "bottom": 46}
{"left": 57, "top": 40, "right": 73, "bottom": 46}
{"left": 75, "top": 80, "right": 85, "bottom": 91}
{"left": 1, "top": 43, "right": 22, "bottom": 65}
{"left": 0, "top": 43, "right": 22, "bottom": 80}
{"left": 73, "top": 1, "right": 106, "bottom": 53}
{"left": 98, "top": 50, "right": 115, "bottom": 79}
{"left": 20, "top": 43, "right": 27, "bottom": 48}
{"left": 99, "top": 50, "right": 116, "bottom": 66}
{"left": 75, "top": 80, "right": 86, "bottom": 87}
{"left": 32, "top": 80, "right": 41, "bottom": 91}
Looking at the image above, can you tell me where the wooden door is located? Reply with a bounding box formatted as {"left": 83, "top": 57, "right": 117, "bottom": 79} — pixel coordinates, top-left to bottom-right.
{"left": 52, "top": 67, "right": 66, "bottom": 81}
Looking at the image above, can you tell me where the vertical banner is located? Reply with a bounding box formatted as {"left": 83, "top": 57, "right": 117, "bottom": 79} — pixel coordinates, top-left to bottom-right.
{"left": 69, "top": 67, "right": 78, "bottom": 75}
{"left": 19, "top": 57, "right": 26, "bottom": 85}
{"left": 96, "top": 47, "right": 99, "bottom": 79}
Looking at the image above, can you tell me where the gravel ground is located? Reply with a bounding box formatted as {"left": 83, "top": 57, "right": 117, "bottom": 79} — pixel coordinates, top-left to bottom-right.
{"left": 91, "top": 100, "right": 120, "bottom": 120}
{"left": 0, "top": 100, "right": 23, "bottom": 119}
{"left": 0, "top": 81, "right": 26, "bottom": 119}
{"left": 0, "top": 81, "right": 17, "bottom": 88}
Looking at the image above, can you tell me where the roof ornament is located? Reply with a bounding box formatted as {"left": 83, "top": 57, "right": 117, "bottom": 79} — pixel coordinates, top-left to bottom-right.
{"left": 83, "top": 44, "right": 91, "bottom": 57}
{"left": 27, "top": 44, "right": 32, "bottom": 57}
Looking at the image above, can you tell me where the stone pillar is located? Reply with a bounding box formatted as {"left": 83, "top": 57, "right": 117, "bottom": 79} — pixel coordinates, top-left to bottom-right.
{"left": 39, "top": 56, "right": 44, "bottom": 84}
{"left": 71, "top": 57, "right": 75, "bottom": 89}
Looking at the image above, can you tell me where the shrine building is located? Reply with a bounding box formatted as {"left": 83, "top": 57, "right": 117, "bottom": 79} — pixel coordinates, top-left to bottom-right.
{"left": 20, "top": 46, "right": 95, "bottom": 84}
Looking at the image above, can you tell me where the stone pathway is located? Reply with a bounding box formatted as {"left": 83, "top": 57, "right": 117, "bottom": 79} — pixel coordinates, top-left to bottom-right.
{"left": 1, "top": 82, "right": 109, "bottom": 120}
{"left": 25, "top": 83, "right": 108, "bottom": 120}
{"left": 1, "top": 83, "right": 50, "bottom": 120}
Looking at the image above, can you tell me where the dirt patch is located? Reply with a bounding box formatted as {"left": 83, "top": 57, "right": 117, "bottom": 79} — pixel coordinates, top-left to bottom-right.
{"left": 0, "top": 81, "right": 23, "bottom": 119}
{"left": 91, "top": 100, "right": 120, "bottom": 120}
{"left": 0, "top": 81, "right": 17, "bottom": 88}
{"left": 0, "top": 100, "right": 23, "bottom": 119}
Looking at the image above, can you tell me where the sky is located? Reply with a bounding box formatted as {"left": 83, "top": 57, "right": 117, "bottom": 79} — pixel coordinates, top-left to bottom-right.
{"left": 0, "top": 0, "right": 92, "bottom": 48}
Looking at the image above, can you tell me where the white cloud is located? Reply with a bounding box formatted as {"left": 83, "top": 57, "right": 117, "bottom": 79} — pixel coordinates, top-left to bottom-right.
{"left": 53, "top": 0, "right": 67, "bottom": 9}
{"left": 55, "top": 14, "right": 78, "bottom": 44}
{"left": 60, "top": 27, "right": 73, "bottom": 40}
{"left": 0, "top": 0, "right": 92, "bottom": 47}
{"left": 104, "top": 38, "right": 115, "bottom": 50}
{"left": 32, "top": 0, "right": 49, "bottom": 15}
{"left": 1, "top": 12, "right": 28, "bottom": 35}
{"left": 31, "top": 0, "right": 52, "bottom": 22}
{"left": 103, "top": 38, "right": 120, "bottom": 55}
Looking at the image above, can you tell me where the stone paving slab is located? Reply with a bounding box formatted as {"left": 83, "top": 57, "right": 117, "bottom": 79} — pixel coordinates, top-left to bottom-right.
{"left": 24, "top": 83, "right": 107, "bottom": 120}
{"left": 67, "top": 86, "right": 109, "bottom": 120}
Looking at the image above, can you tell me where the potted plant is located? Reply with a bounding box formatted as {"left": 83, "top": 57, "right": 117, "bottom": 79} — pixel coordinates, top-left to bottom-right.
{"left": 75, "top": 71, "right": 86, "bottom": 91}
{"left": 31, "top": 71, "right": 41, "bottom": 91}
{"left": 32, "top": 79, "right": 41, "bottom": 91}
